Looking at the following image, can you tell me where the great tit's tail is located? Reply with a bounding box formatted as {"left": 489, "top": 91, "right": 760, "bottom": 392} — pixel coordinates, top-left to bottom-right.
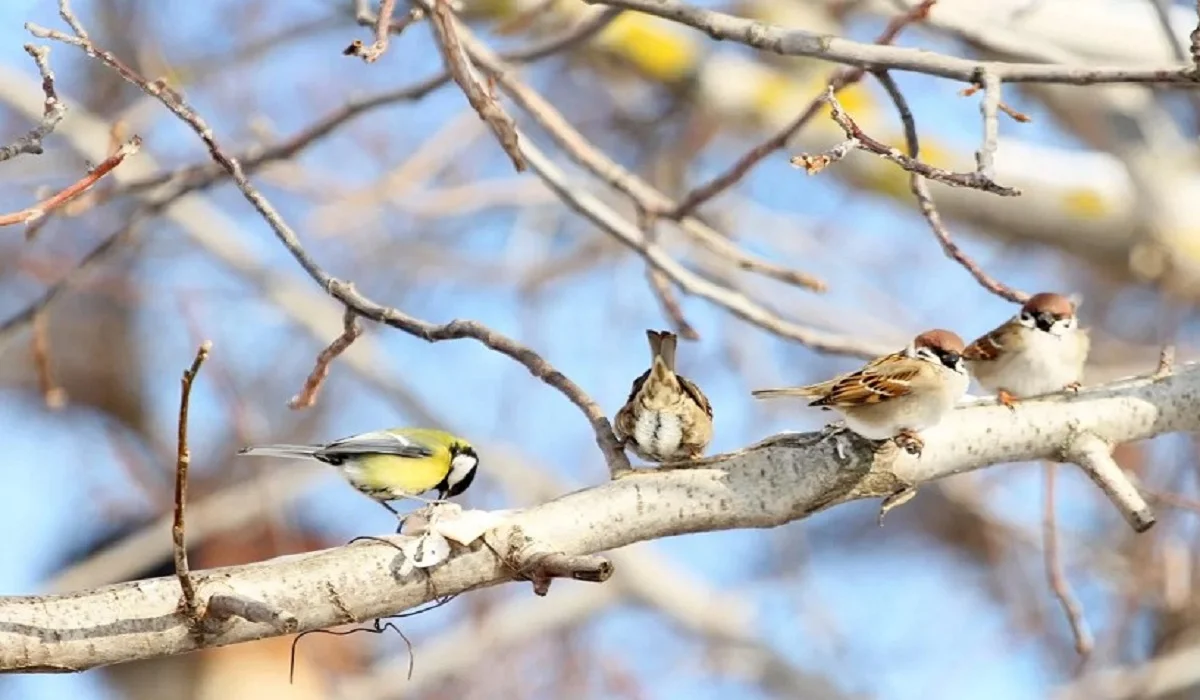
{"left": 237, "top": 444, "right": 322, "bottom": 460}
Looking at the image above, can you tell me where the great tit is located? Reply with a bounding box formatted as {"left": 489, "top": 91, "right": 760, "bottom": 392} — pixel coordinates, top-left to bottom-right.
{"left": 237, "top": 427, "right": 478, "bottom": 517}
{"left": 614, "top": 330, "right": 713, "bottom": 462}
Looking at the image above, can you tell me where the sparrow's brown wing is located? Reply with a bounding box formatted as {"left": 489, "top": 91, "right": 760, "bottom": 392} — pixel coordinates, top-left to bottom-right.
{"left": 811, "top": 353, "right": 921, "bottom": 407}
{"left": 963, "top": 320, "right": 1018, "bottom": 363}
{"left": 614, "top": 369, "right": 652, "bottom": 440}
{"left": 678, "top": 374, "right": 713, "bottom": 418}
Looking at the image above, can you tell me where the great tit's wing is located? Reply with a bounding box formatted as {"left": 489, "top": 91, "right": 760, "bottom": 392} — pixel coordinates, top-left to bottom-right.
{"left": 317, "top": 430, "right": 435, "bottom": 459}
{"left": 812, "top": 353, "right": 920, "bottom": 407}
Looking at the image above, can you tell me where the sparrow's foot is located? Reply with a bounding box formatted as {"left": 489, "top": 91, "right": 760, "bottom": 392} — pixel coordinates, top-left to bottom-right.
{"left": 997, "top": 389, "right": 1019, "bottom": 411}
{"left": 878, "top": 485, "right": 918, "bottom": 526}
{"left": 1064, "top": 381, "right": 1082, "bottom": 394}
{"left": 893, "top": 430, "right": 924, "bottom": 457}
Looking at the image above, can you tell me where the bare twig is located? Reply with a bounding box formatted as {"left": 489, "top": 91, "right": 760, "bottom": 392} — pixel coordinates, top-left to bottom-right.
{"left": 1062, "top": 432, "right": 1155, "bottom": 533}
{"left": 0, "top": 136, "right": 141, "bottom": 227}
{"left": 30, "top": 5, "right": 630, "bottom": 475}
{"left": 1043, "top": 463, "right": 1094, "bottom": 662}
{"left": 1156, "top": 344, "right": 1176, "bottom": 378}
{"left": 0, "top": 45, "right": 65, "bottom": 162}
{"left": 582, "top": 0, "right": 1200, "bottom": 86}
{"left": 289, "top": 306, "right": 363, "bottom": 409}
{"left": 812, "top": 86, "right": 1019, "bottom": 196}
{"left": 427, "top": 0, "right": 525, "bottom": 172}
{"left": 174, "top": 340, "right": 211, "bottom": 622}
{"left": 873, "top": 70, "right": 1029, "bottom": 304}
{"left": 669, "top": 0, "right": 937, "bottom": 217}
{"left": 974, "top": 69, "right": 1001, "bottom": 181}
{"left": 30, "top": 311, "right": 66, "bottom": 410}
{"left": 790, "top": 138, "right": 859, "bottom": 175}
{"left": 344, "top": 0, "right": 408, "bottom": 62}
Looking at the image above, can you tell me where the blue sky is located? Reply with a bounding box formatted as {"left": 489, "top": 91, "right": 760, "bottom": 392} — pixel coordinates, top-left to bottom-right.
{"left": 0, "top": 1, "right": 1182, "bottom": 699}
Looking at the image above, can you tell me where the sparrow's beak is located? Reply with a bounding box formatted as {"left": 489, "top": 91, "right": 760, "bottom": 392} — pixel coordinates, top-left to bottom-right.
{"left": 941, "top": 351, "right": 961, "bottom": 368}
{"left": 1035, "top": 313, "right": 1056, "bottom": 333}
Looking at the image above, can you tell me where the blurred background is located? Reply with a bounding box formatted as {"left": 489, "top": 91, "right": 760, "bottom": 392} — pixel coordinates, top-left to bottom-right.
{"left": 2, "top": 0, "right": 1200, "bottom": 698}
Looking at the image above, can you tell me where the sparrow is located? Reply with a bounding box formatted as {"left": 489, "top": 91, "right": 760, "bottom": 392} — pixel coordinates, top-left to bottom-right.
{"left": 963, "top": 292, "right": 1090, "bottom": 409}
{"left": 752, "top": 329, "right": 969, "bottom": 456}
{"left": 614, "top": 329, "right": 713, "bottom": 463}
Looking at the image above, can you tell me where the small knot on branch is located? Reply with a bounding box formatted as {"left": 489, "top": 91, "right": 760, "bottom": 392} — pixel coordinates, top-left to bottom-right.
{"left": 206, "top": 593, "right": 298, "bottom": 633}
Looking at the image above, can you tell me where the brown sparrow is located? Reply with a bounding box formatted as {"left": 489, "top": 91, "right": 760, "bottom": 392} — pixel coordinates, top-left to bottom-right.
{"left": 752, "top": 329, "right": 969, "bottom": 456}
{"left": 963, "top": 292, "right": 1090, "bottom": 409}
{"left": 614, "top": 330, "right": 713, "bottom": 462}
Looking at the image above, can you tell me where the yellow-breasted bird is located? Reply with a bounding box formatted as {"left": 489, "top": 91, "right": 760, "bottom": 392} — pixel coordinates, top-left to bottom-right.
{"left": 614, "top": 330, "right": 713, "bottom": 462}
{"left": 237, "top": 428, "right": 478, "bottom": 517}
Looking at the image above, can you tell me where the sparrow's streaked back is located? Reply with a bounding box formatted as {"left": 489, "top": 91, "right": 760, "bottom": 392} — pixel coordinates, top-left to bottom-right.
{"left": 753, "top": 329, "right": 969, "bottom": 455}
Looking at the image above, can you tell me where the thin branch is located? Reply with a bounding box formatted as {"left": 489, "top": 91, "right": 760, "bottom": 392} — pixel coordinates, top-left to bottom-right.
{"left": 427, "top": 0, "right": 525, "bottom": 172}
{"left": 1042, "top": 463, "right": 1094, "bottom": 663}
{"left": 1156, "top": 344, "right": 1176, "bottom": 379}
{"left": 0, "top": 44, "right": 65, "bottom": 162}
{"left": 1062, "top": 432, "right": 1155, "bottom": 533}
{"left": 30, "top": 311, "right": 66, "bottom": 410}
{"left": 669, "top": 0, "right": 937, "bottom": 217}
{"left": 581, "top": 0, "right": 1200, "bottom": 86}
{"left": 0, "top": 136, "right": 141, "bottom": 227}
{"left": 344, "top": 0, "right": 402, "bottom": 62}
{"left": 809, "top": 86, "right": 1019, "bottom": 196}
{"left": 174, "top": 340, "right": 211, "bottom": 622}
{"left": 288, "top": 306, "right": 363, "bottom": 409}
{"left": 974, "top": 69, "right": 1001, "bottom": 181}
{"left": 872, "top": 70, "right": 1029, "bottom": 304}
{"left": 790, "top": 138, "right": 859, "bottom": 175}
{"left": 29, "top": 6, "right": 630, "bottom": 475}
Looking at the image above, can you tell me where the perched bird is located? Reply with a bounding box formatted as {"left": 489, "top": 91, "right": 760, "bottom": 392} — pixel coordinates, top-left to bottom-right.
{"left": 237, "top": 428, "right": 478, "bottom": 517}
{"left": 752, "top": 329, "right": 969, "bottom": 456}
{"left": 614, "top": 330, "right": 713, "bottom": 462}
{"left": 963, "top": 292, "right": 1090, "bottom": 409}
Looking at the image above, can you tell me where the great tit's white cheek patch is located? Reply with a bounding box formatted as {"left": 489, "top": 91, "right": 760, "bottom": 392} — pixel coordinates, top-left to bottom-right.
{"left": 450, "top": 454, "right": 477, "bottom": 483}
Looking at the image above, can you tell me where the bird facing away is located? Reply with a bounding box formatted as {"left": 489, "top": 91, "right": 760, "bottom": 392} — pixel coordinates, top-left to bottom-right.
{"left": 963, "top": 292, "right": 1090, "bottom": 409}
{"left": 614, "top": 330, "right": 713, "bottom": 463}
{"left": 752, "top": 329, "right": 969, "bottom": 456}
{"left": 237, "top": 427, "right": 478, "bottom": 518}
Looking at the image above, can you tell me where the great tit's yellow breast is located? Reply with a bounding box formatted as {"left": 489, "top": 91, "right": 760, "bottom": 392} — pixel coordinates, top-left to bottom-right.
{"left": 349, "top": 449, "right": 450, "bottom": 498}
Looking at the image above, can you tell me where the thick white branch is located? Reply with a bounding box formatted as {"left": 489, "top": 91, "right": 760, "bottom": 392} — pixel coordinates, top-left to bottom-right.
{"left": 2, "top": 365, "right": 1195, "bottom": 671}
{"left": 1063, "top": 431, "right": 1154, "bottom": 532}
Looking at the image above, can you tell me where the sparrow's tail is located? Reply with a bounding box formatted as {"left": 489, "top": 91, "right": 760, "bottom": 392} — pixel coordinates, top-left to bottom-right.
{"left": 646, "top": 330, "right": 679, "bottom": 388}
{"left": 237, "top": 444, "right": 322, "bottom": 461}
{"left": 751, "top": 387, "right": 822, "bottom": 400}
